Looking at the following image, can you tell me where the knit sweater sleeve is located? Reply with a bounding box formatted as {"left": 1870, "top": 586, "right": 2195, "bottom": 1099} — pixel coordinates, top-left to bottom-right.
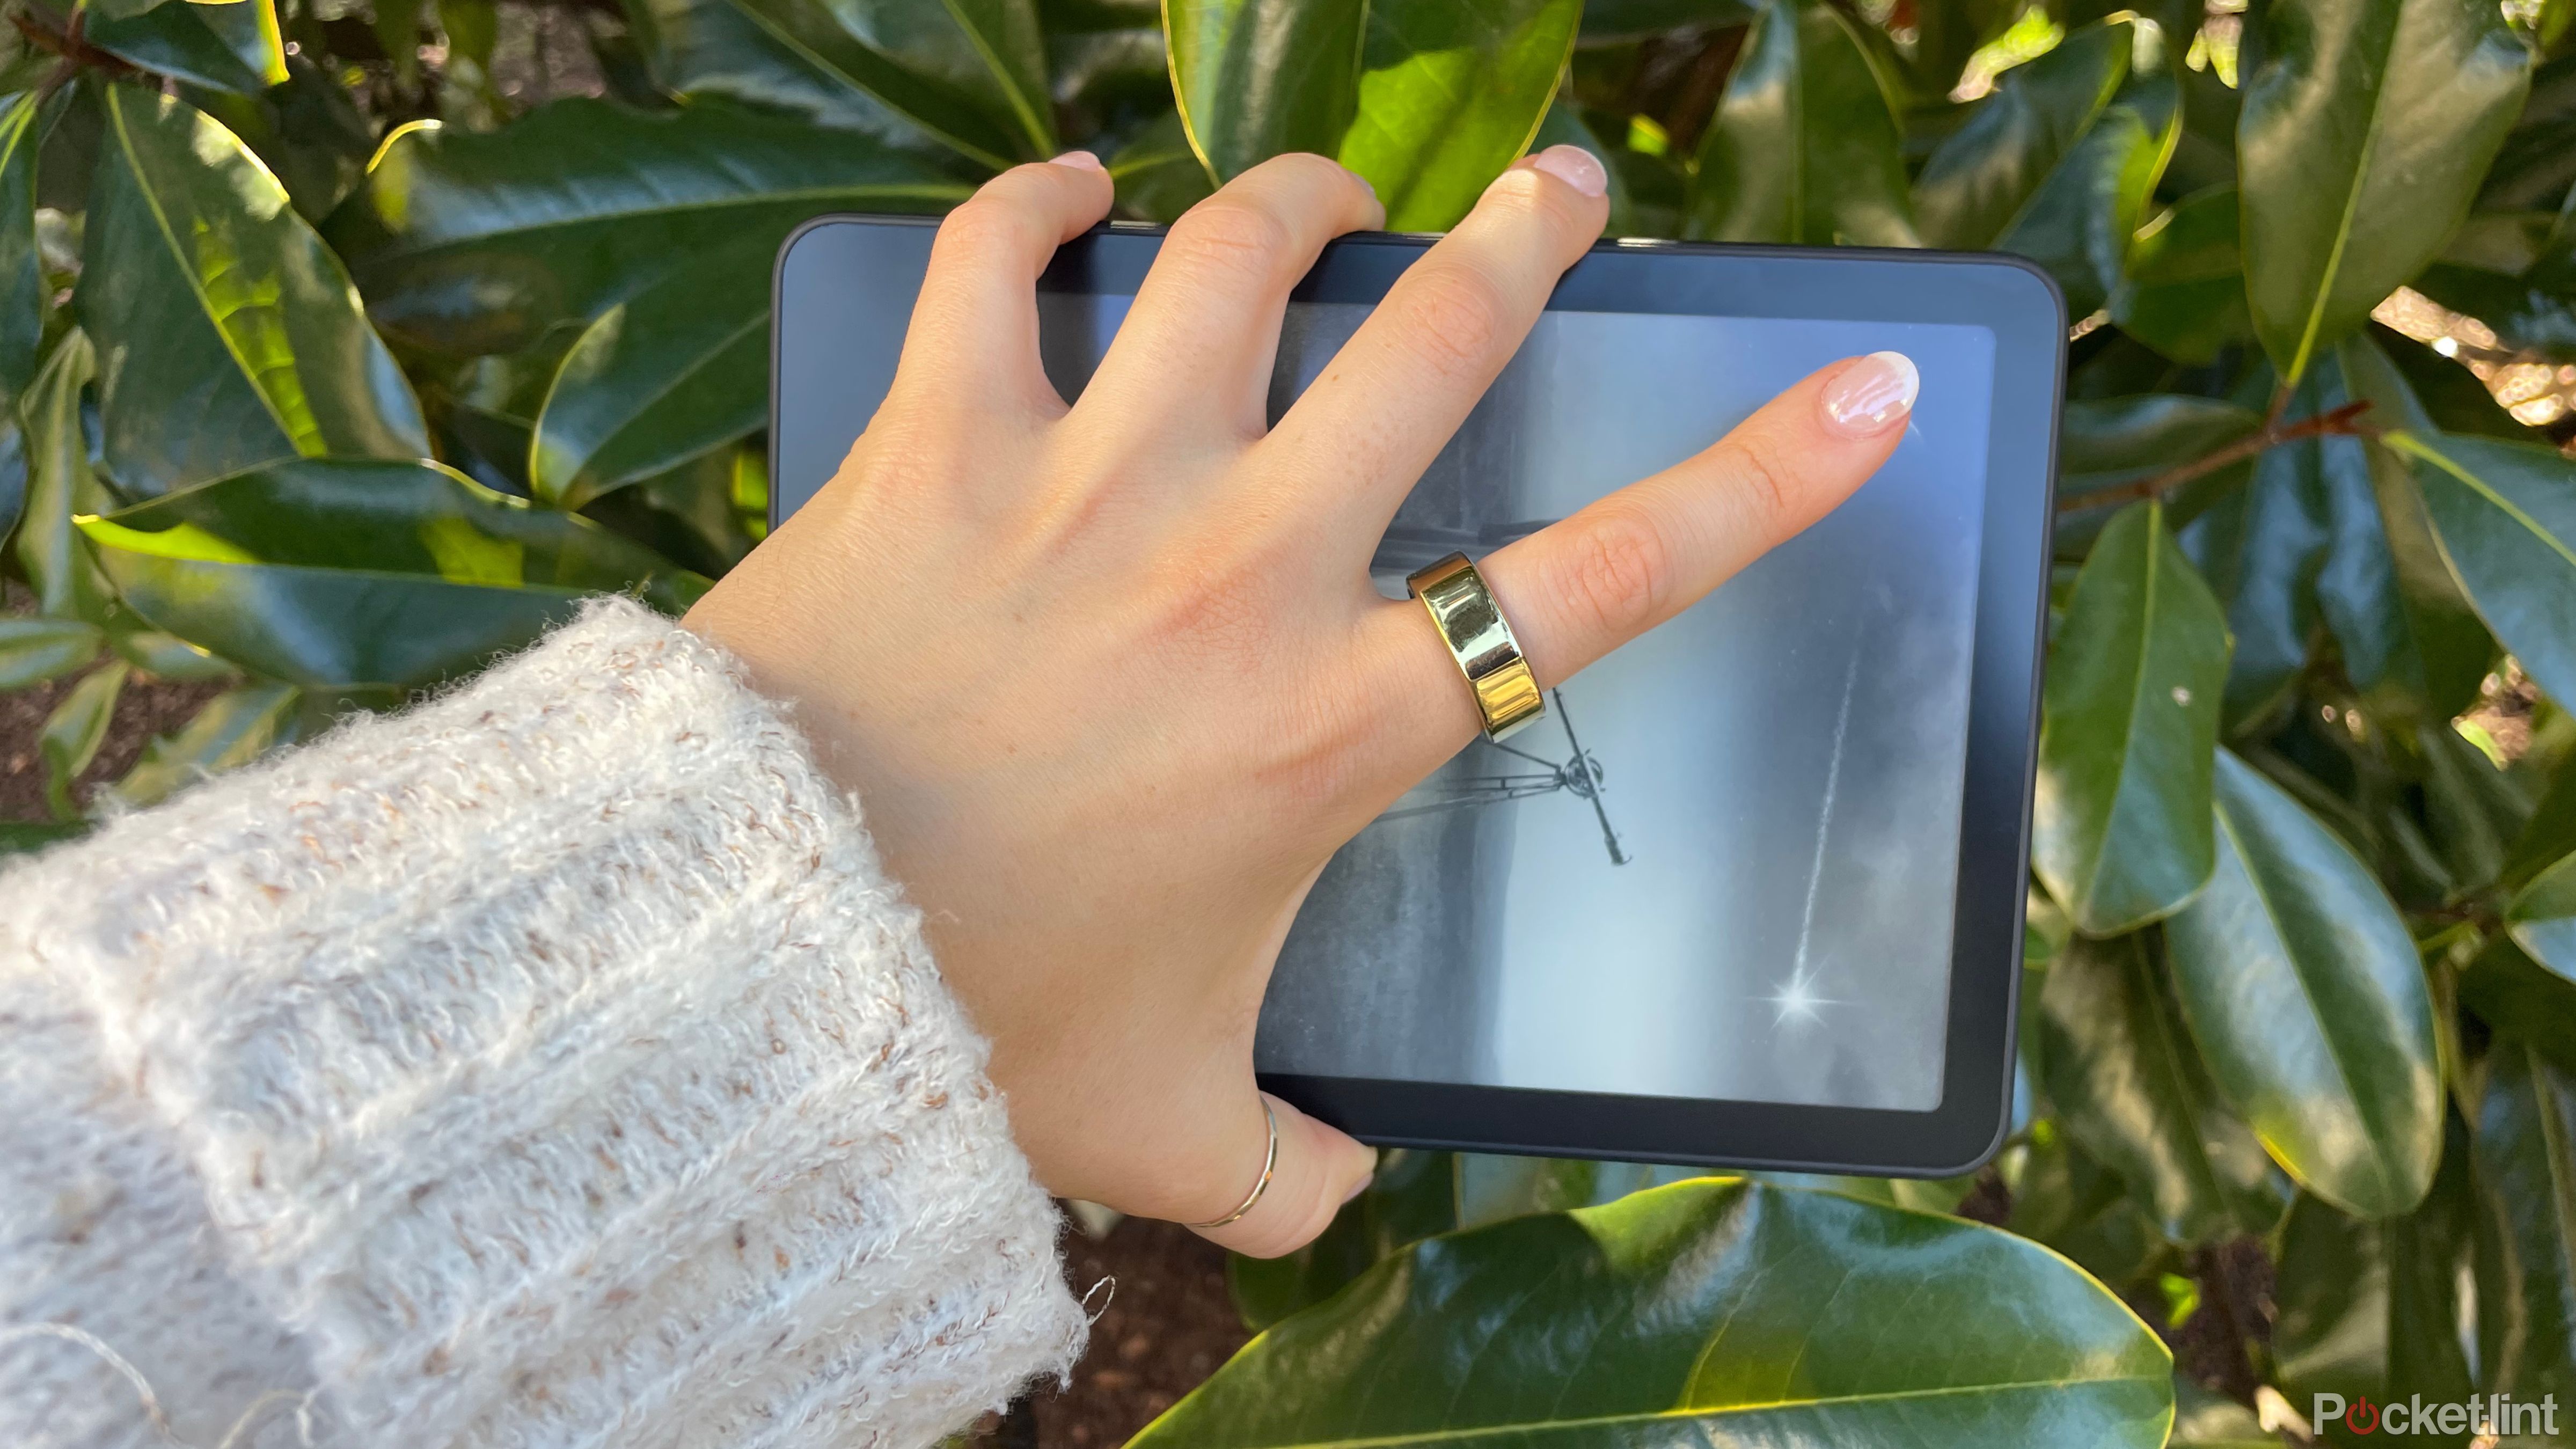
{"left": 0, "top": 597, "right": 1087, "bottom": 1449}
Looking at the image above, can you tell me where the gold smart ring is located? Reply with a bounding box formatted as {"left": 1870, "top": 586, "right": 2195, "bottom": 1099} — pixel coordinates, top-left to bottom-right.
{"left": 1407, "top": 551, "right": 1545, "bottom": 741}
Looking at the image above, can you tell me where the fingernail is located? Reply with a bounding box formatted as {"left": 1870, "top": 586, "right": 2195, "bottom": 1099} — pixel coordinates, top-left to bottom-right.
{"left": 1527, "top": 144, "right": 1608, "bottom": 199}
{"left": 1342, "top": 1161, "right": 1377, "bottom": 1204}
{"left": 1820, "top": 351, "right": 1919, "bottom": 436}
{"left": 1049, "top": 150, "right": 1104, "bottom": 171}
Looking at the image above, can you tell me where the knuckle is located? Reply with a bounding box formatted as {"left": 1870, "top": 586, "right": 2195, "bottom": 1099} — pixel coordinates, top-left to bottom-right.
{"left": 1480, "top": 165, "right": 1589, "bottom": 236}
{"left": 1166, "top": 199, "right": 1297, "bottom": 283}
{"left": 1722, "top": 429, "right": 1802, "bottom": 533}
{"left": 931, "top": 195, "right": 1030, "bottom": 262}
{"left": 1395, "top": 265, "right": 1509, "bottom": 378}
{"left": 1555, "top": 507, "right": 1675, "bottom": 641}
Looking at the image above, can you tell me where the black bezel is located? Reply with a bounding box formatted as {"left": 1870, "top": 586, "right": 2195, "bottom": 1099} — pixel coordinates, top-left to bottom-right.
{"left": 772, "top": 217, "right": 2065, "bottom": 1179}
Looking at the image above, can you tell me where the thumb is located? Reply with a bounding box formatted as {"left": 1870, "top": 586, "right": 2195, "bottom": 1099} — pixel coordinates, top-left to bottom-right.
{"left": 1188, "top": 1092, "right": 1377, "bottom": 1259}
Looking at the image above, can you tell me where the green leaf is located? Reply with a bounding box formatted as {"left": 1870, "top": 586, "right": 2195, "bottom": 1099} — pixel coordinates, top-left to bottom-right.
{"left": 328, "top": 99, "right": 970, "bottom": 358}
{"left": 15, "top": 331, "right": 120, "bottom": 624}
{"left": 86, "top": 0, "right": 288, "bottom": 94}
{"left": 109, "top": 628, "right": 238, "bottom": 682}
{"left": 1228, "top": 1148, "right": 1461, "bottom": 1331}
{"left": 2382, "top": 429, "right": 2576, "bottom": 711}
{"left": 1687, "top": 0, "right": 1918, "bottom": 246}
{"left": 529, "top": 228, "right": 770, "bottom": 509}
{"left": 1107, "top": 108, "right": 1216, "bottom": 223}
{"left": 78, "top": 458, "right": 709, "bottom": 690}
{"left": 2174, "top": 415, "right": 2329, "bottom": 730}
{"left": 1910, "top": 0, "right": 2024, "bottom": 100}
{"left": 2456, "top": 937, "right": 2576, "bottom": 1078}
{"left": 1166, "top": 0, "right": 1581, "bottom": 230}
{"left": 82, "top": 84, "right": 427, "bottom": 500}
{"left": 2478, "top": 52, "right": 2576, "bottom": 214}
{"left": 2420, "top": 718, "right": 2534, "bottom": 895}
{"left": 2470, "top": 1041, "right": 2576, "bottom": 1418}
{"left": 1987, "top": 52, "right": 2178, "bottom": 319}
{"left": 2037, "top": 932, "right": 2282, "bottom": 1245}
{"left": 2058, "top": 395, "right": 2263, "bottom": 553}
{"left": 1335, "top": 0, "right": 1583, "bottom": 229}
{"left": 2272, "top": 1144, "right": 2478, "bottom": 1447}
{"left": 1912, "top": 20, "right": 2129, "bottom": 250}
{"left": 1454, "top": 1153, "right": 1704, "bottom": 1226}
{"left": 0, "top": 90, "right": 43, "bottom": 411}
{"left": 2007, "top": 1122, "right": 2168, "bottom": 1289}
{"left": 2111, "top": 187, "right": 2255, "bottom": 366}
{"left": 2334, "top": 338, "right": 2497, "bottom": 721}
{"left": 2238, "top": 0, "right": 2533, "bottom": 383}
{"left": 2033, "top": 500, "right": 2229, "bottom": 934}
{"left": 1144, "top": 1180, "right": 2175, "bottom": 1448}
{"left": 0, "top": 616, "right": 102, "bottom": 689}
{"left": 40, "top": 660, "right": 129, "bottom": 819}
{"left": 113, "top": 680, "right": 299, "bottom": 807}
{"left": 0, "top": 611, "right": 100, "bottom": 691}
{"left": 0, "top": 819, "right": 89, "bottom": 854}
{"left": 2509, "top": 850, "right": 2576, "bottom": 979}
{"left": 2163, "top": 750, "right": 2442, "bottom": 1218}
{"left": 627, "top": 0, "right": 1054, "bottom": 167}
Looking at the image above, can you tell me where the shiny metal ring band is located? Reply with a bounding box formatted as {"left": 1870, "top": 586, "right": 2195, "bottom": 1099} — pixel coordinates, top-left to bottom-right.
{"left": 1407, "top": 551, "right": 1546, "bottom": 741}
{"left": 1190, "top": 1098, "right": 1278, "bottom": 1230}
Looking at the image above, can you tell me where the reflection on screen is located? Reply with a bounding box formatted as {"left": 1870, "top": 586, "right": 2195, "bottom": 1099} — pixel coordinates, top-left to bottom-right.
{"left": 1037, "top": 296, "right": 1995, "bottom": 1113}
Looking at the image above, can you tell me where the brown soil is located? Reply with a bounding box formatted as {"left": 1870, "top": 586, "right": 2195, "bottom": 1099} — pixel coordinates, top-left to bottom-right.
{"left": 0, "top": 661, "right": 231, "bottom": 822}
{"left": 1006, "top": 1217, "right": 1252, "bottom": 1446}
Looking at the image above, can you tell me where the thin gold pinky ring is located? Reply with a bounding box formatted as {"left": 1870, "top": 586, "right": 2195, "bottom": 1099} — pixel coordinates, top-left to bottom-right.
{"left": 1190, "top": 1097, "right": 1279, "bottom": 1230}
{"left": 1408, "top": 551, "right": 1546, "bottom": 741}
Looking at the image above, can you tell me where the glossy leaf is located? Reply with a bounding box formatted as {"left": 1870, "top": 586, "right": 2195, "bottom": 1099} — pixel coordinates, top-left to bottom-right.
{"left": 0, "top": 616, "right": 102, "bottom": 689}
{"left": 2509, "top": 851, "right": 2576, "bottom": 979}
{"left": 86, "top": 0, "right": 288, "bottom": 94}
{"left": 2470, "top": 1041, "right": 2576, "bottom": 1419}
{"left": 111, "top": 628, "right": 238, "bottom": 682}
{"left": 329, "top": 99, "right": 969, "bottom": 357}
{"left": 1988, "top": 56, "right": 2177, "bottom": 318}
{"left": 1228, "top": 1148, "right": 1461, "bottom": 1331}
{"left": 2175, "top": 412, "right": 2331, "bottom": 729}
{"left": 2383, "top": 430, "right": 2576, "bottom": 710}
{"left": 1107, "top": 108, "right": 1215, "bottom": 223}
{"left": 530, "top": 228, "right": 771, "bottom": 508}
{"left": 2478, "top": 51, "right": 2576, "bottom": 213}
{"left": 2007, "top": 1123, "right": 2167, "bottom": 1291}
{"left": 82, "top": 85, "right": 427, "bottom": 499}
{"left": 40, "top": 660, "right": 129, "bottom": 820}
{"left": 78, "top": 458, "right": 708, "bottom": 690}
{"left": 0, "top": 91, "right": 43, "bottom": 409}
{"left": 15, "top": 331, "right": 119, "bottom": 624}
{"left": 2272, "top": 1146, "right": 2477, "bottom": 1447}
{"left": 1912, "top": 20, "right": 2129, "bottom": 250}
{"left": 1687, "top": 0, "right": 1916, "bottom": 246}
{"left": 1167, "top": 0, "right": 1580, "bottom": 230}
{"left": 2111, "top": 187, "right": 2253, "bottom": 366}
{"left": 1144, "top": 1180, "right": 2175, "bottom": 1448}
{"left": 2333, "top": 339, "right": 2497, "bottom": 721}
{"left": 2238, "top": 0, "right": 2531, "bottom": 382}
{"left": 2037, "top": 932, "right": 2281, "bottom": 1245}
{"left": 113, "top": 680, "right": 299, "bottom": 808}
{"left": 0, "top": 820, "right": 89, "bottom": 854}
{"left": 2164, "top": 750, "right": 2442, "bottom": 1218}
{"left": 2059, "top": 395, "right": 2263, "bottom": 554}
{"left": 628, "top": 0, "right": 1053, "bottom": 167}
{"left": 2033, "top": 500, "right": 2229, "bottom": 934}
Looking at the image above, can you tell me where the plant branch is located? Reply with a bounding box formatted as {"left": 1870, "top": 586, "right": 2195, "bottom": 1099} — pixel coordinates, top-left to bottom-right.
{"left": 2058, "top": 400, "right": 2377, "bottom": 515}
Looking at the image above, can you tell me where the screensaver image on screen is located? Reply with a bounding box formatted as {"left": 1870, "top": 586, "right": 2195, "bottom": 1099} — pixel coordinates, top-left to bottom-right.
{"left": 1028, "top": 296, "right": 1999, "bottom": 1113}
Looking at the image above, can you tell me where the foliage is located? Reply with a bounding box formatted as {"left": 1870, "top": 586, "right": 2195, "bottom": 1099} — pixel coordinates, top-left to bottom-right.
{"left": 1, "top": 0, "right": 2572, "bottom": 1441}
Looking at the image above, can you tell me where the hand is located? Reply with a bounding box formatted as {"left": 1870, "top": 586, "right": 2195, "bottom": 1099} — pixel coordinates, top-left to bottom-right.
{"left": 683, "top": 145, "right": 1918, "bottom": 1256}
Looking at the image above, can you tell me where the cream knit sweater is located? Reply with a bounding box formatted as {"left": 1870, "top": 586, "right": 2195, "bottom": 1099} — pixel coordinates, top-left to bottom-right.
{"left": 0, "top": 599, "right": 1088, "bottom": 1449}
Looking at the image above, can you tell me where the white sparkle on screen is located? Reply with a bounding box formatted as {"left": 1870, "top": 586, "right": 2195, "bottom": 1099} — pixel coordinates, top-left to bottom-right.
{"left": 1764, "top": 966, "right": 1841, "bottom": 1028}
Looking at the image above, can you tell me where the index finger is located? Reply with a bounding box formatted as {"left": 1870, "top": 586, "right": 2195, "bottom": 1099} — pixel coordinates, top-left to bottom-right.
{"left": 1366, "top": 353, "right": 1920, "bottom": 753}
